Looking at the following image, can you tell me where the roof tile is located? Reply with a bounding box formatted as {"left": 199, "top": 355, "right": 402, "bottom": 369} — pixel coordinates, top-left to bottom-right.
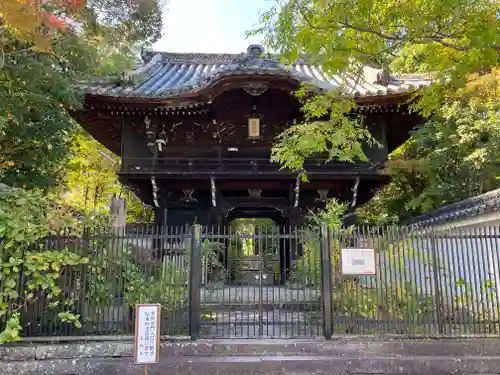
{"left": 83, "top": 46, "right": 433, "bottom": 99}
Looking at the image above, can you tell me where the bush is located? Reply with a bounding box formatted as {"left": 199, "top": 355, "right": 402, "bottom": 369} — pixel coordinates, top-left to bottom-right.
{"left": 0, "top": 187, "right": 88, "bottom": 343}
{"left": 289, "top": 199, "right": 431, "bottom": 327}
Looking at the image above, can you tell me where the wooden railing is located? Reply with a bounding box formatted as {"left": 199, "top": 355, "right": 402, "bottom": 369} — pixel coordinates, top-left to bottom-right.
{"left": 120, "top": 157, "right": 383, "bottom": 176}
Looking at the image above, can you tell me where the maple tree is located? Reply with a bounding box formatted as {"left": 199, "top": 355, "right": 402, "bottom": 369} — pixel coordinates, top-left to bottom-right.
{"left": 0, "top": 0, "right": 82, "bottom": 50}
{"left": 250, "top": 0, "right": 500, "bottom": 177}
{"left": 0, "top": 0, "right": 164, "bottom": 189}
{"left": 357, "top": 70, "right": 500, "bottom": 224}
{"left": 250, "top": 0, "right": 499, "bottom": 222}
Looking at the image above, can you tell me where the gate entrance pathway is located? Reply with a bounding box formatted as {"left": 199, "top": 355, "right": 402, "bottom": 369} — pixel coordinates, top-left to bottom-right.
{"left": 200, "top": 285, "right": 322, "bottom": 337}
{"left": 199, "top": 224, "right": 323, "bottom": 338}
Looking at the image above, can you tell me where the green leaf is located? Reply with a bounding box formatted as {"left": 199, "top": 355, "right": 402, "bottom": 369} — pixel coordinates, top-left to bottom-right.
{"left": 4, "top": 279, "right": 16, "bottom": 289}
{"left": 7, "top": 290, "right": 19, "bottom": 299}
{"left": 250, "top": 0, "right": 500, "bottom": 226}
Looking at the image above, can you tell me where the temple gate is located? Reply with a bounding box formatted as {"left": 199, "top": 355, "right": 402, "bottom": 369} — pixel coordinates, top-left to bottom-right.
{"left": 73, "top": 44, "right": 431, "bottom": 337}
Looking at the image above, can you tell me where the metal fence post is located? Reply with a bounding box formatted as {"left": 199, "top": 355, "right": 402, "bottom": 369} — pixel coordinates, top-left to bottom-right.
{"left": 189, "top": 224, "right": 202, "bottom": 340}
{"left": 320, "top": 225, "right": 333, "bottom": 340}
{"left": 430, "top": 227, "right": 444, "bottom": 335}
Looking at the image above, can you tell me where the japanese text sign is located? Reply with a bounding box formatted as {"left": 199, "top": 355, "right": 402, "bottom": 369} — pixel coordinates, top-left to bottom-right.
{"left": 134, "top": 304, "right": 161, "bottom": 364}
{"left": 248, "top": 118, "right": 260, "bottom": 138}
{"left": 341, "top": 248, "right": 376, "bottom": 275}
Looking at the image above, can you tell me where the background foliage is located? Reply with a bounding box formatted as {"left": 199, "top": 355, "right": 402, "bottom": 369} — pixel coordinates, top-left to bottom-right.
{"left": 0, "top": 0, "right": 164, "bottom": 190}
{"left": 0, "top": 0, "right": 158, "bottom": 210}
{"left": 252, "top": 0, "right": 499, "bottom": 222}
{"left": 357, "top": 71, "right": 500, "bottom": 224}
{"left": 0, "top": 186, "right": 89, "bottom": 342}
{"left": 0, "top": 0, "right": 161, "bottom": 342}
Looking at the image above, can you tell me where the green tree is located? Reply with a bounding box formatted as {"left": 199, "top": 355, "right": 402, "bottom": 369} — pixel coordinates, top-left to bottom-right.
{"left": 250, "top": 0, "right": 499, "bottom": 174}
{"left": 82, "top": 0, "right": 166, "bottom": 46}
{"left": 53, "top": 131, "right": 153, "bottom": 223}
{"left": 0, "top": 186, "right": 89, "bottom": 343}
{"left": 357, "top": 73, "right": 500, "bottom": 224}
{"left": 0, "top": 0, "right": 164, "bottom": 189}
{"left": 59, "top": 132, "right": 120, "bottom": 214}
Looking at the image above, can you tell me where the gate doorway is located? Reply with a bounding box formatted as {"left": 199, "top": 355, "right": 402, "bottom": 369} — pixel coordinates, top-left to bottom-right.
{"left": 226, "top": 218, "right": 277, "bottom": 287}
{"left": 199, "top": 219, "right": 323, "bottom": 338}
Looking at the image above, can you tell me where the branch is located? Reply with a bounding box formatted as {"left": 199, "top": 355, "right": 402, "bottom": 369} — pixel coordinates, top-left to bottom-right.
{"left": 294, "top": 2, "right": 402, "bottom": 61}
{"left": 427, "top": 37, "right": 471, "bottom": 51}
{"left": 336, "top": 21, "right": 500, "bottom": 52}
{"left": 427, "top": 37, "right": 500, "bottom": 52}
{"left": 340, "top": 21, "right": 402, "bottom": 41}
{"left": 297, "top": 9, "right": 500, "bottom": 53}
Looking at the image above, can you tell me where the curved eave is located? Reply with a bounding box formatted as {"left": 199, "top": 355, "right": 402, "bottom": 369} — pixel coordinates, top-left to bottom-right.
{"left": 82, "top": 65, "right": 430, "bottom": 109}
{"left": 73, "top": 111, "right": 122, "bottom": 156}
{"left": 84, "top": 73, "right": 301, "bottom": 105}
{"left": 83, "top": 83, "right": 418, "bottom": 110}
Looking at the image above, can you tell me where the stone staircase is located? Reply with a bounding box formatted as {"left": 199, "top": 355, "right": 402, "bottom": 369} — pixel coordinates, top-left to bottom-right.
{"left": 235, "top": 255, "right": 275, "bottom": 285}
{"left": 5, "top": 339, "right": 499, "bottom": 375}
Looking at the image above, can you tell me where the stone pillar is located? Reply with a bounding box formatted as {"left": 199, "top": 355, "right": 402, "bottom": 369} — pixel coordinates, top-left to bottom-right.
{"left": 107, "top": 195, "right": 128, "bottom": 326}
{"left": 109, "top": 195, "right": 127, "bottom": 231}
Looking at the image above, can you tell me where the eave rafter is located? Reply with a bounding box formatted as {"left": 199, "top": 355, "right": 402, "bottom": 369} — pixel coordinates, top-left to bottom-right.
{"left": 73, "top": 111, "right": 122, "bottom": 155}
{"left": 83, "top": 93, "right": 411, "bottom": 117}
{"left": 84, "top": 96, "right": 210, "bottom": 117}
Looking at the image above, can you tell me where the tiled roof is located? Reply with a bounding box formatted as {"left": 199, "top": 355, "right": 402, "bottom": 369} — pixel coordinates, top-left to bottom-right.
{"left": 409, "top": 189, "right": 500, "bottom": 227}
{"left": 83, "top": 45, "right": 432, "bottom": 100}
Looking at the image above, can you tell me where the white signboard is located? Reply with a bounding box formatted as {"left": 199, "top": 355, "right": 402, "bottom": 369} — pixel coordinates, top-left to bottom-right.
{"left": 341, "top": 248, "right": 376, "bottom": 275}
{"left": 134, "top": 304, "right": 161, "bottom": 364}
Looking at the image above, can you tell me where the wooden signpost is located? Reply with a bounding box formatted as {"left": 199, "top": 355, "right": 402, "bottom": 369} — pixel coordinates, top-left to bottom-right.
{"left": 134, "top": 304, "right": 161, "bottom": 374}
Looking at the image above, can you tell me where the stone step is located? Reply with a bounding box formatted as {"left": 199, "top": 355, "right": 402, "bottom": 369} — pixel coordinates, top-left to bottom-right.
{"left": 200, "top": 286, "right": 321, "bottom": 304}
{"left": 199, "top": 310, "right": 322, "bottom": 338}
{"left": 142, "top": 354, "right": 500, "bottom": 375}
{"left": 200, "top": 325, "right": 323, "bottom": 339}
{"left": 200, "top": 302, "right": 322, "bottom": 312}
{"left": 5, "top": 339, "right": 500, "bottom": 375}
{"left": 200, "top": 310, "right": 314, "bottom": 323}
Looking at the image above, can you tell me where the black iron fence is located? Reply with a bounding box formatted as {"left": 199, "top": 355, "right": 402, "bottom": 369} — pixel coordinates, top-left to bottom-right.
{"left": 3, "top": 224, "right": 500, "bottom": 339}
{"left": 322, "top": 226, "right": 500, "bottom": 337}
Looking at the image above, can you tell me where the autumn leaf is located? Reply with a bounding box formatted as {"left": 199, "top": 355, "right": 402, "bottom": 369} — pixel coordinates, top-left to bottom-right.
{"left": 0, "top": 0, "right": 84, "bottom": 49}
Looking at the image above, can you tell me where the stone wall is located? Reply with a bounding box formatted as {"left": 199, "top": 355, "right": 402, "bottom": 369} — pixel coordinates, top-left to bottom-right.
{"left": 2, "top": 338, "right": 500, "bottom": 375}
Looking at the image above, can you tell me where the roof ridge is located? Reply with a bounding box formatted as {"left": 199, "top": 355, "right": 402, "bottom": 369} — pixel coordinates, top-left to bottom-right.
{"left": 139, "top": 47, "right": 432, "bottom": 83}
{"left": 141, "top": 49, "right": 296, "bottom": 65}
{"left": 142, "top": 52, "right": 429, "bottom": 79}
{"left": 155, "top": 51, "right": 244, "bottom": 57}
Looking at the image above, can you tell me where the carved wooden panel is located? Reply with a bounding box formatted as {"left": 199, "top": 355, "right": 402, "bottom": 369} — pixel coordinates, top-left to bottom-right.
{"left": 123, "top": 89, "right": 423, "bottom": 159}
{"left": 150, "top": 88, "right": 300, "bottom": 147}
{"left": 129, "top": 89, "right": 301, "bottom": 148}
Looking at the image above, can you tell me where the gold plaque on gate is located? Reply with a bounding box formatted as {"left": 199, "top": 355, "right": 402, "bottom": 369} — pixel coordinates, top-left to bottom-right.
{"left": 248, "top": 118, "right": 260, "bottom": 139}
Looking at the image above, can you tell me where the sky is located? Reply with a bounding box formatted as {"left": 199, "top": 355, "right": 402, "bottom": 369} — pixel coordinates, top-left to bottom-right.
{"left": 153, "top": 0, "right": 273, "bottom": 53}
